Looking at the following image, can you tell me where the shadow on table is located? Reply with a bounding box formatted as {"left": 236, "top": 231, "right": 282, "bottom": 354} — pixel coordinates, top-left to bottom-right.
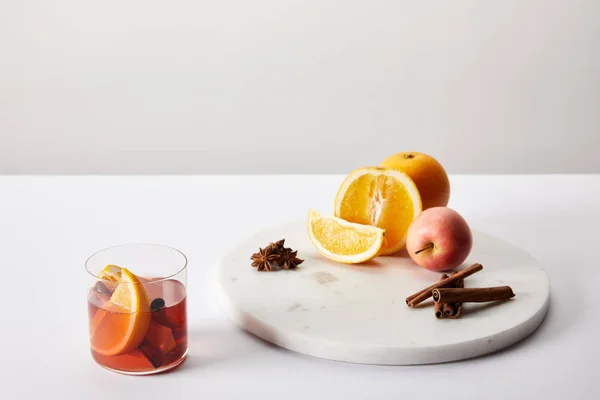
{"left": 178, "top": 308, "right": 287, "bottom": 371}
{"left": 437, "top": 266, "right": 581, "bottom": 366}
{"left": 176, "top": 327, "right": 265, "bottom": 371}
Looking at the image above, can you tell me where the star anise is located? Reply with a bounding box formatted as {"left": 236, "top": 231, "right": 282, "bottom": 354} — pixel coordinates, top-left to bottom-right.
{"left": 276, "top": 248, "right": 304, "bottom": 270}
{"left": 266, "top": 239, "right": 285, "bottom": 253}
{"left": 250, "top": 247, "right": 278, "bottom": 271}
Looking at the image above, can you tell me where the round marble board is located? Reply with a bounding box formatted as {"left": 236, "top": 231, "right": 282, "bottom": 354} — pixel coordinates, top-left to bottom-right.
{"left": 217, "top": 222, "right": 550, "bottom": 365}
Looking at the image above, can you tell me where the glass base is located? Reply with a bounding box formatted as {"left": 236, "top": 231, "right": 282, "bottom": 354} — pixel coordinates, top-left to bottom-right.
{"left": 94, "top": 349, "right": 188, "bottom": 376}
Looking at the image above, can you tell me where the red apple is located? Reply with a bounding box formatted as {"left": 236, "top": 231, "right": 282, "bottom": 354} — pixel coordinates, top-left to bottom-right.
{"left": 406, "top": 207, "right": 472, "bottom": 272}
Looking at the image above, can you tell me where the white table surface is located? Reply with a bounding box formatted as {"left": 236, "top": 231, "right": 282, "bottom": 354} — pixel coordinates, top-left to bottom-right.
{"left": 1, "top": 174, "right": 598, "bottom": 399}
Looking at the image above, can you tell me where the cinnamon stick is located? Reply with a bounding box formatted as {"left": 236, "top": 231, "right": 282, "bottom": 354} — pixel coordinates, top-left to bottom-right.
{"left": 442, "top": 303, "right": 455, "bottom": 317}
{"left": 138, "top": 340, "right": 164, "bottom": 369}
{"left": 434, "top": 274, "right": 448, "bottom": 319}
{"left": 435, "top": 272, "right": 464, "bottom": 319}
{"left": 406, "top": 263, "right": 483, "bottom": 308}
{"left": 447, "top": 306, "right": 463, "bottom": 319}
{"left": 445, "top": 273, "right": 464, "bottom": 319}
{"left": 432, "top": 286, "right": 515, "bottom": 304}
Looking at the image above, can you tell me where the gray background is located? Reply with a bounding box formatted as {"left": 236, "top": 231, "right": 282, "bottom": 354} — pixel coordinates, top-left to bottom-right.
{"left": 1, "top": 1, "right": 599, "bottom": 175}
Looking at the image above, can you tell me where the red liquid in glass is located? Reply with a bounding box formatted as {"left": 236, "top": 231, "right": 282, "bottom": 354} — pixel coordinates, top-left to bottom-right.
{"left": 87, "top": 279, "right": 188, "bottom": 374}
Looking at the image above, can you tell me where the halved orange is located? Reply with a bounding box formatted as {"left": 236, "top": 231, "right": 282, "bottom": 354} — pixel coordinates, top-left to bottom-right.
{"left": 307, "top": 209, "right": 385, "bottom": 263}
{"left": 89, "top": 268, "right": 151, "bottom": 356}
{"left": 334, "top": 167, "right": 422, "bottom": 255}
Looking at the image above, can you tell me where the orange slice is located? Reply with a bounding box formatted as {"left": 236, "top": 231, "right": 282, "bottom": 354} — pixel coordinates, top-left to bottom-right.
{"left": 98, "top": 264, "right": 151, "bottom": 284}
{"left": 307, "top": 209, "right": 385, "bottom": 264}
{"left": 334, "top": 167, "right": 422, "bottom": 255}
{"left": 95, "top": 264, "right": 122, "bottom": 292}
{"left": 97, "top": 264, "right": 122, "bottom": 282}
{"left": 89, "top": 268, "right": 151, "bottom": 356}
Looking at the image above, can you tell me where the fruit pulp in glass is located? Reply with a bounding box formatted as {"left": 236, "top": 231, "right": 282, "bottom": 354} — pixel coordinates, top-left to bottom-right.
{"left": 87, "top": 278, "right": 187, "bottom": 374}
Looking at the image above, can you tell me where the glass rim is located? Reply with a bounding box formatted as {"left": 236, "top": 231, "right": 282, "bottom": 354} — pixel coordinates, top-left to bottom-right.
{"left": 85, "top": 243, "right": 188, "bottom": 283}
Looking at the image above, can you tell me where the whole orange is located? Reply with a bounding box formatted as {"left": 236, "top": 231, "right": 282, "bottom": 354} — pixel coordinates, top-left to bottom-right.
{"left": 379, "top": 152, "right": 450, "bottom": 210}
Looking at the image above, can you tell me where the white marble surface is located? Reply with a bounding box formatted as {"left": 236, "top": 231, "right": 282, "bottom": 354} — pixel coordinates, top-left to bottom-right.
{"left": 0, "top": 175, "right": 598, "bottom": 399}
{"left": 218, "top": 224, "right": 549, "bottom": 364}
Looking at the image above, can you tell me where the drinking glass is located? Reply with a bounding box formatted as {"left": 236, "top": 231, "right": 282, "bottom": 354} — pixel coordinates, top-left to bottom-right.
{"left": 85, "top": 244, "right": 188, "bottom": 375}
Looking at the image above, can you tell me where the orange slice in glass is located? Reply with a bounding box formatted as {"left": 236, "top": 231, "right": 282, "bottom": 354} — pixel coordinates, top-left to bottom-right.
{"left": 89, "top": 268, "right": 151, "bottom": 356}
{"left": 97, "top": 264, "right": 122, "bottom": 282}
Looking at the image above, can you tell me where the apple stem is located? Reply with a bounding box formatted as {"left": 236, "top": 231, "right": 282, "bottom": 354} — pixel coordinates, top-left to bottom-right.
{"left": 415, "top": 243, "right": 434, "bottom": 255}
